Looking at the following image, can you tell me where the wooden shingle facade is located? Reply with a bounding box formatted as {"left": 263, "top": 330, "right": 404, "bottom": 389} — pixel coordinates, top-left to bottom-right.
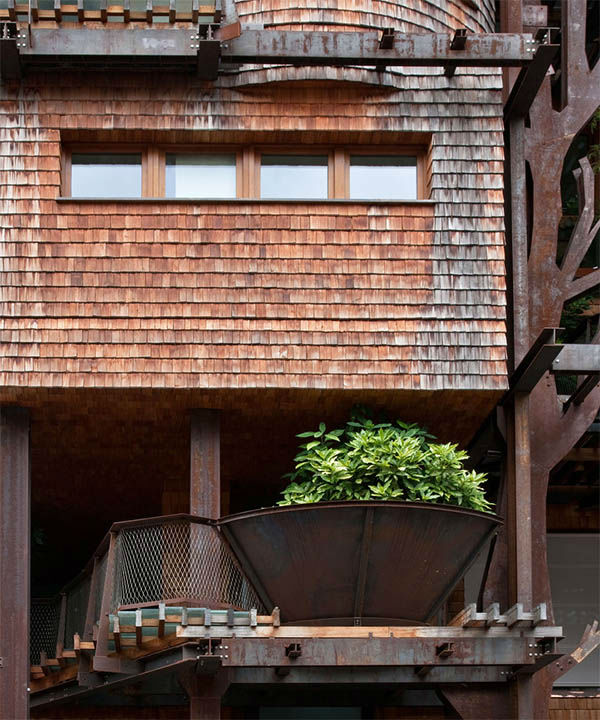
{"left": 2, "top": 0, "right": 597, "bottom": 718}
{"left": 0, "top": 0, "right": 507, "bottom": 397}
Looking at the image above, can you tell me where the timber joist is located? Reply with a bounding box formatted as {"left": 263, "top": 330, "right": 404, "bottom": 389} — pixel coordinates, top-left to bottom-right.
{"left": 0, "top": 24, "right": 549, "bottom": 82}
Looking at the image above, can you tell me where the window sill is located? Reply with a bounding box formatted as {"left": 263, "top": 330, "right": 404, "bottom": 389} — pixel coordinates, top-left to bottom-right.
{"left": 56, "top": 197, "right": 435, "bottom": 205}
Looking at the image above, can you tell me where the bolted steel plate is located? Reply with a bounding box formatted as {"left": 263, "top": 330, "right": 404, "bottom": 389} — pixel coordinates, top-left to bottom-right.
{"left": 218, "top": 501, "right": 501, "bottom": 624}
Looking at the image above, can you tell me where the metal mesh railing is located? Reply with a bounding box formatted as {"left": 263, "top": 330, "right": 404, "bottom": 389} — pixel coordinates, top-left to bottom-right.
{"left": 93, "top": 552, "right": 108, "bottom": 627}
{"left": 30, "top": 598, "right": 60, "bottom": 665}
{"left": 112, "top": 519, "right": 266, "bottom": 613}
{"left": 64, "top": 575, "right": 91, "bottom": 646}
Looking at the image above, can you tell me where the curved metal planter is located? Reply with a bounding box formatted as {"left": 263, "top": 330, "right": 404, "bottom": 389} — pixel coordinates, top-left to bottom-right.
{"left": 219, "top": 501, "right": 501, "bottom": 625}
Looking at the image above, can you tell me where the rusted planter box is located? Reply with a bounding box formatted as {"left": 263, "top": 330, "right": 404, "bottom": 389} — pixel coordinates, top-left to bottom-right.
{"left": 219, "top": 501, "right": 501, "bottom": 624}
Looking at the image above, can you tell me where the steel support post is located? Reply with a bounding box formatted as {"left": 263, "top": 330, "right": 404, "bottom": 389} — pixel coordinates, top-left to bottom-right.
{"left": 190, "top": 409, "right": 220, "bottom": 518}
{"left": 0, "top": 406, "right": 31, "bottom": 720}
{"left": 178, "top": 667, "right": 231, "bottom": 720}
{"left": 508, "top": 116, "right": 529, "bottom": 368}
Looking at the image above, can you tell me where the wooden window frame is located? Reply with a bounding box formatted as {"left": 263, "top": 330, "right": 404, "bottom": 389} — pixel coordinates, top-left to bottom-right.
{"left": 62, "top": 144, "right": 147, "bottom": 198}
{"left": 62, "top": 144, "right": 428, "bottom": 200}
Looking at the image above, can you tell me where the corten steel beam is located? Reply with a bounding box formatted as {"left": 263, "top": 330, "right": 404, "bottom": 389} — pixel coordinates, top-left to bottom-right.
{"left": 10, "top": 28, "right": 540, "bottom": 74}
{"left": 0, "top": 21, "right": 20, "bottom": 79}
{"left": 0, "top": 407, "right": 31, "bottom": 720}
{"left": 504, "top": 328, "right": 562, "bottom": 396}
{"left": 563, "top": 375, "right": 600, "bottom": 411}
{"left": 551, "top": 344, "right": 600, "bottom": 374}
{"left": 504, "top": 39, "right": 558, "bottom": 120}
{"left": 218, "top": 636, "right": 534, "bottom": 668}
{"left": 221, "top": 30, "right": 538, "bottom": 67}
{"left": 231, "top": 666, "right": 513, "bottom": 684}
{"left": 190, "top": 409, "right": 220, "bottom": 518}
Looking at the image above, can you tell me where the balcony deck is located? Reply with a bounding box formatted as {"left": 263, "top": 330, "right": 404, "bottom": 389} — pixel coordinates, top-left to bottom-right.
{"left": 29, "top": 510, "right": 562, "bottom": 707}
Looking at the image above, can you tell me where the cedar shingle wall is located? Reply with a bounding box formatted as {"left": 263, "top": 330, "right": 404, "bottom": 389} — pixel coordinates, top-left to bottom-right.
{"left": 0, "top": 0, "right": 507, "bottom": 392}
{"left": 549, "top": 697, "right": 600, "bottom": 720}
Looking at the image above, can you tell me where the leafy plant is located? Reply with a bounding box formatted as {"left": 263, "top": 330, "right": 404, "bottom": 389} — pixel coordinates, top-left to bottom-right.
{"left": 278, "top": 411, "right": 492, "bottom": 512}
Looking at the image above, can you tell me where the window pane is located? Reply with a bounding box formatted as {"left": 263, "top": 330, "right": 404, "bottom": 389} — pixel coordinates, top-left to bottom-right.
{"left": 71, "top": 153, "right": 142, "bottom": 198}
{"left": 261, "top": 155, "right": 328, "bottom": 199}
{"left": 166, "top": 153, "right": 236, "bottom": 198}
{"left": 349, "top": 156, "right": 417, "bottom": 200}
{"left": 548, "top": 534, "right": 600, "bottom": 686}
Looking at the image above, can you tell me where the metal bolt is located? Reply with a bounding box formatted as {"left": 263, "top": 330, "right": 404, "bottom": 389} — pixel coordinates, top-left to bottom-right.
{"left": 529, "top": 653, "right": 533, "bottom": 656}
{"left": 27, "top": 688, "right": 31, "bottom": 693}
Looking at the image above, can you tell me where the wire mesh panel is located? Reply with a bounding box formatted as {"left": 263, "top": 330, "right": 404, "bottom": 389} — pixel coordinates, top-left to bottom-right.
{"left": 112, "top": 520, "right": 266, "bottom": 612}
{"left": 93, "top": 552, "right": 108, "bottom": 628}
{"left": 64, "top": 575, "right": 91, "bottom": 648}
{"left": 30, "top": 598, "right": 60, "bottom": 665}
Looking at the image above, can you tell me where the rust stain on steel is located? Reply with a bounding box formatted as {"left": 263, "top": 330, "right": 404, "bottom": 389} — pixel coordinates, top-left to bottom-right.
{"left": 219, "top": 502, "right": 501, "bottom": 624}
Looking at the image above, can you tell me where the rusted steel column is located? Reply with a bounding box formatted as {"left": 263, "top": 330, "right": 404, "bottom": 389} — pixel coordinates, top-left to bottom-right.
{"left": 506, "top": 393, "right": 533, "bottom": 609}
{"left": 0, "top": 406, "right": 31, "bottom": 720}
{"left": 506, "top": 392, "right": 534, "bottom": 719}
{"left": 190, "top": 409, "right": 220, "bottom": 518}
{"left": 179, "top": 668, "right": 230, "bottom": 720}
{"left": 189, "top": 696, "right": 221, "bottom": 719}
{"left": 508, "top": 117, "right": 529, "bottom": 368}
{"left": 500, "top": 0, "right": 522, "bottom": 97}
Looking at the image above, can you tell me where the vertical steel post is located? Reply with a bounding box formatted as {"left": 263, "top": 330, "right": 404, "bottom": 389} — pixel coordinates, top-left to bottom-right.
{"left": 0, "top": 406, "right": 31, "bottom": 720}
{"left": 506, "top": 60, "right": 534, "bottom": 720}
{"left": 190, "top": 409, "right": 221, "bottom": 518}
{"left": 509, "top": 117, "right": 529, "bottom": 368}
{"left": 94, "top": 532, "right": 117, "bottom": 662}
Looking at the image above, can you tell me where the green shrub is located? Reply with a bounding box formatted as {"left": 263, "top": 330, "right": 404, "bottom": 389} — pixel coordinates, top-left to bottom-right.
{"left": 278, "top": 412, "right": 492, "bottom": 512}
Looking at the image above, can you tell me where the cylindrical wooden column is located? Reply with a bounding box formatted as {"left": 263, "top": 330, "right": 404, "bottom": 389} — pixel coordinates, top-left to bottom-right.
{"left": 0, "top": 406, "right": 31, "bottom": 720}
{"left": 190, "top": 409, "right": 221, "bottom": 518}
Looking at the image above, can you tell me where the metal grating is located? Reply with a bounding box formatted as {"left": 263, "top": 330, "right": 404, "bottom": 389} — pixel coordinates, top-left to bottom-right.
{"left": 93, "top": 552, "right": 108, "bottom": 628}
{"left": 64, "top": 575, "right": 91, "bottom": 647}
{"left": 112, "top": 520, "right": 266, "bottom": 613}
{"left": 30, "top": 598, "right": 60, "bottom": 665}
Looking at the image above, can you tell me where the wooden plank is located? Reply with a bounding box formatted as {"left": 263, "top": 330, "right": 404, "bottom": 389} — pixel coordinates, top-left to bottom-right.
{"left": 448, "top": 603, "right": 477, "bottom": 627}
{"left": 31, "top": 0, "right": 39, "bottom": 21}
{"left": 53, "top": 0, "right": 61, "bottom": 22}
{"left": 77, "top": 0, "right": 83, "bottom": 21}
{"left": 176, "top": 624, "right": 563, "bottom": 641}
{"left": 30, "top": 664, "right": 79, "bottom": 694}
{"left": 146, "top": 0, "right": 152, "bottom": 23}
{"left": 123, "top": 0, "right": 130, "bottom": 22}
{"left": 8, "top": 0, "right": 16, "bottom": 20}
{"left": 169, "top": 0, "right": 175, "bottom": 23}
{"left": 100, "top": 0, "right": 107, "bottom": 23}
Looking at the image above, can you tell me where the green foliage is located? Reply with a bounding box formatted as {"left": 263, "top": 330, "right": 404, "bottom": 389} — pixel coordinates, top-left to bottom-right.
{"left": 278, "top": 411, "right": 493, "bottom": 512}
{"left": 560, "top": 294, "right": 593, "bottom": 335}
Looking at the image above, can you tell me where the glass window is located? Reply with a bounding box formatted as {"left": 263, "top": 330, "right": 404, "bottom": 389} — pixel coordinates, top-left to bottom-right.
{"left": 71, "top": 153, "right": 142, "bottom": 198}
{"left": 548, "top": 534, "right": 599, "bottom": 686}
{"left": 166, "top": 153, "right": 236, "bottom": 198}
{"left": 260, "top": 155, "right": 328, "bottom": 199}
{"left": 349, "top": 155, "right": 417, "bottom": 200}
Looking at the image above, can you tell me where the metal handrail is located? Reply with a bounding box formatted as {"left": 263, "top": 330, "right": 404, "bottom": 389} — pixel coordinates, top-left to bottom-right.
{"left": 30, "top": 514, "right": 265, "bottom": 664}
